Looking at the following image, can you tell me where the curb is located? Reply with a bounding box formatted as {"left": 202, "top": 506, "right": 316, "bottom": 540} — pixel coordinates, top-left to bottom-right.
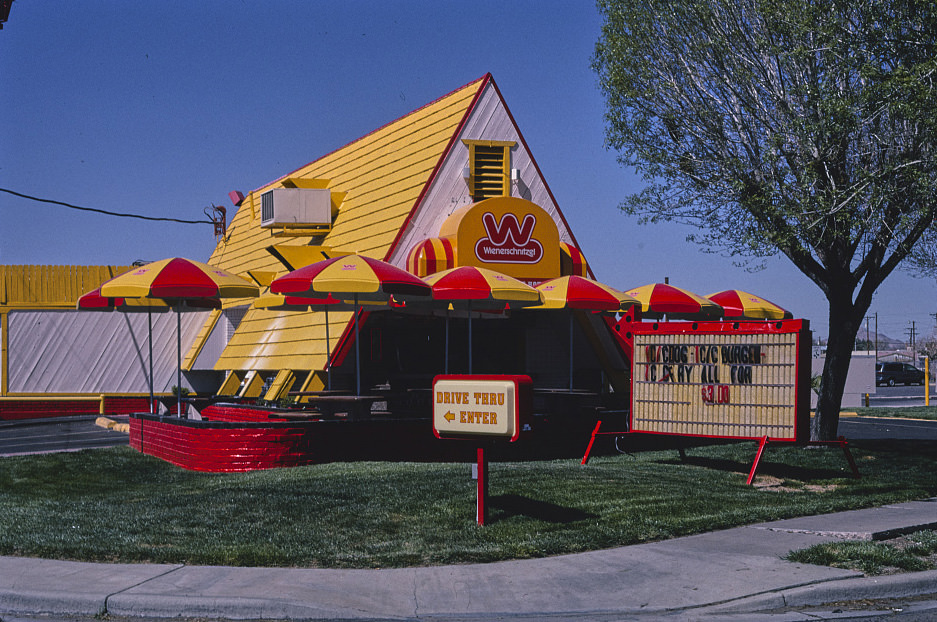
{"left": 105, "top": 594, "right": 354, "bottom": 621}
{"left": 7, "top": 572, "right": 937, "bottom": 621}
{"left": 707, "top": 568, "right": 937, "bottom": 614}
{"left": 0, "top": 588, "right": 107, "bottom": 618}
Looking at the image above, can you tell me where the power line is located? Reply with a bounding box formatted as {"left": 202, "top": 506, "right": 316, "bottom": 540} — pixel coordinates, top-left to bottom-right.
{"left": 0, "top": 187, "right": 214, "bottom": 225}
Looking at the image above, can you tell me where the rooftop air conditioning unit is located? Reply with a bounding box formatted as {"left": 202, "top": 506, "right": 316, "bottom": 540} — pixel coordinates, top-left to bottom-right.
{"left": 260, "top": 188, "right": 333, "bottom": 230}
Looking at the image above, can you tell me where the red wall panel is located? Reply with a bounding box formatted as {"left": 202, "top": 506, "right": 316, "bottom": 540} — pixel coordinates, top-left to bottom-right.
{"left": 1, "top": 397, "right": 153, "bottom": 421}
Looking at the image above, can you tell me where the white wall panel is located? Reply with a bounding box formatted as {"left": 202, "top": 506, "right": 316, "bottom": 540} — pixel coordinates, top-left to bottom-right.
{"left": 192, "top": 308, "right": 243, "bottom": 370}
{"left": 7, "top": 309, "right": 210, "bottom": 393}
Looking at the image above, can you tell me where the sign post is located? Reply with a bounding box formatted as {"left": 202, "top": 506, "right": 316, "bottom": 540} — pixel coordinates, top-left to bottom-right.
{"left": 476, "top": 446, "right": 488, "bottom": 525}
{"left": 433, "top": 374, "right": 532, "bottom": 526}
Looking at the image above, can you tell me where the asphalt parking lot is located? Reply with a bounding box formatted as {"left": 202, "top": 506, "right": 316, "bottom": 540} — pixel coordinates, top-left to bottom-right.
{"left": 0, "top": 415, "right": 129, "bottom": 456}
{"left": 2, "top": 412, "right": 936, "bottom": 457}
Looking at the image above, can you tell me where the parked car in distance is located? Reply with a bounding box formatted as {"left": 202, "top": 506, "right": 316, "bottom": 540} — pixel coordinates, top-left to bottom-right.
{"left": 875, "top": 362, "right": 926, "bottom": 386}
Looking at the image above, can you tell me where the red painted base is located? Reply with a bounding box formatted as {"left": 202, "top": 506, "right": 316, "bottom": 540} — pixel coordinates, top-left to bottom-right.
{"left": 0, "top": 397, "right": 152, "bottom": 421}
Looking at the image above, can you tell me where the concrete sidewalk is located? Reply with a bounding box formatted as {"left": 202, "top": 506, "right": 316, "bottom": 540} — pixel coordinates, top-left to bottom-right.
{"left": 1, "top": 499, "right": 936, "bottom": 621}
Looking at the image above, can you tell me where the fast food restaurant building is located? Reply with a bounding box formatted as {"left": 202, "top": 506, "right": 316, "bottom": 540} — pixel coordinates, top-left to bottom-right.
{"left": 202, "top": 73, "right": 627, "bottom": 403}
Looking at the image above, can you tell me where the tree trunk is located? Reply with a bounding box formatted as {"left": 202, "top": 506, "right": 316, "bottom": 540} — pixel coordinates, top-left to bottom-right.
{"left": 812, "top": 299, "right": 864, "bottom": 441}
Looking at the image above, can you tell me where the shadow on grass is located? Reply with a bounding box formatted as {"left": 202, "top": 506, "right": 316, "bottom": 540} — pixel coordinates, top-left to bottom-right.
{"left": 664, "top": 453, "right": 849, "bottom": 481}
{"left": 488, "top": 494, "right": 597, "bottom": 524}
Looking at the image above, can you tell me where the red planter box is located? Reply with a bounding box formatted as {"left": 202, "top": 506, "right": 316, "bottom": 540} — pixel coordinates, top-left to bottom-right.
{"left": 130, "top": 414, "right": 316, "bottom": 472}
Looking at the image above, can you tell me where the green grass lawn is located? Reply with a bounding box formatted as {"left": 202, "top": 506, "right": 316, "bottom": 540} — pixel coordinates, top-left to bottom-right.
{"left": 852, "top": 406, "right": 937, "bottom": 420}
{"left": 1, "top": 440, "right": 935, "bottom": 568}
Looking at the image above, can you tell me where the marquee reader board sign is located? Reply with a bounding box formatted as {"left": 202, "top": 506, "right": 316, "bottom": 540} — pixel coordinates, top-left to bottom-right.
{"left": 628, "top": 319, "right": 811, "bottom": 442}
{"left": 432, "top": 374, "right": 532, "bottom": 442}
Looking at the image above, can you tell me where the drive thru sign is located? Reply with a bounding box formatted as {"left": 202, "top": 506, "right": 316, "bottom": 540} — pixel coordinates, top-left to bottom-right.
{"left": 432, "top": 375, "right": 532, "bottom": 441}
{"left": 432, "top": 374, "right": 532, "bottom": 526}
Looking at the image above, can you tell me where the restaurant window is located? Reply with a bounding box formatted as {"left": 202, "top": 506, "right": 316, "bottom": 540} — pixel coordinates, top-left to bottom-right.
{"left": 463, "top": 139, "right": 515, "bottom": 202}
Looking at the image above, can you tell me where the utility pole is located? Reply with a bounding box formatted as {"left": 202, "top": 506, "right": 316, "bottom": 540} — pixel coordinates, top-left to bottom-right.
{"left": 863, "top": 315, "right": 872, "bottom": 353}
{"left": 906, "top": 320, "right": 917, "bottom": 363}
{"left": 866, "top": 313, "right": 878, "bottom": 361}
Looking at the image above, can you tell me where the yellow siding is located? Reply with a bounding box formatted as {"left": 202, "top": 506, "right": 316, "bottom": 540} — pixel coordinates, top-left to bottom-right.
{"left": 214, "top": 307, "right": 353, "bottom": 371}
{"left": 217, "top": 371, "right": 245, "bottom": 396}
{"left": 208, "top": 77, "right": 484, "bottom": 372}
{"left": 238, "top": 371, "right": 266, "bottom": 398}
{"left": 263, "top": 369, "right": 295, "bottom": 401}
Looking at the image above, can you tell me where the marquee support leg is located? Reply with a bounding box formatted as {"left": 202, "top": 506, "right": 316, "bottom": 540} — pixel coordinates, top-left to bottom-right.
{"left": 747, "top": 435, "right": 770, "bottom": 485}
{"left": 581, "top": 420, "right": 603, "bottom": 465}
{"left": 838, "top": 436, "right": 861, "bottom": 479}
{"left": 805, "top": 436, "right": 861, "bottom": 479}
{"left": 748, "top": 435, "right": 860, "bottom": 485}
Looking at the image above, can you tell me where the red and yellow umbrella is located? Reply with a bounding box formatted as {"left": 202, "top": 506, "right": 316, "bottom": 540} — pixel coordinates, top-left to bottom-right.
{"left": 534, "top": 276, "right": 639, "bottom": 390}
{"left": 423, "top": 266, "right": 542, "bottom": 373}
{"left": 423, "top": 266, "right": 542, "bottom": 306}
{"left": 706, "top": 289, "right": 792, "bottom": 320}
{"left": 271, "top": 254, "right": 431, "bottom": 394}
{"left": 98, "top": 258, "right": 259, "bottom": 415}
{"left": 99, "top": 257, "right": 259, "bottom": 300}
{"left": 271, "top": 254, "right": 430, "bottom": 300}
{"left": 78, "top": 288, "right": 220, "bottom": 310}
{"left": 252, "top": 292, "right": 341, "bottom": 310}
{"left": 624, "top": 283, "right": 722, "bottom": 320}
{"left": 535, "top": 275, "right": 638, "bottom": 311}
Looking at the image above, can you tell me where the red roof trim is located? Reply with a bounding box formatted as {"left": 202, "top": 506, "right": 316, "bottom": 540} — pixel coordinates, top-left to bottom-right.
{"left": 384, "top": 73, "right": 492, "bottom": 261}
{"left": 485, "top": 77, "right": 595, "bottom": 279}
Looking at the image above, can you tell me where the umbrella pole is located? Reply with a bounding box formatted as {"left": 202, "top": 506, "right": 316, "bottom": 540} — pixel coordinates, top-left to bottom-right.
{"left": 467, "top": 300, "right": 473, "bottom": 374}
{"left": 325, "top": 307, "right": 331, "bottom": 391}
{"left": 569, "top": 313, "right": 575, "bottom": 391}
{"left": 354, "top": 294, "right": 361, "bottom": 396}
{"left": 176, "top": 303, "right": 183, "bottom": 417}
{"left": 148, "top": 307, "right": 154, "bottom": 414}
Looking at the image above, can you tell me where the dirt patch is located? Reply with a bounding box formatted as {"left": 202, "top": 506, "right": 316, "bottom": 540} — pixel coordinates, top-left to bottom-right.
{"left": 750, "top": 475, "right": 839, "bottom": 493}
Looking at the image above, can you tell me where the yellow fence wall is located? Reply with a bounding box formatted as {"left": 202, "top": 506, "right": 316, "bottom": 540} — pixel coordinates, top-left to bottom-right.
{"left": 0, "top": 265, "right": 131, "bottom": 307}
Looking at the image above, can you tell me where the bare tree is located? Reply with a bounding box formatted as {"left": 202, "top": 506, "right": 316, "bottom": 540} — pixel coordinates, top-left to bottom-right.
{"left": 594, "top": 0, "right": 937, "bottom": 439}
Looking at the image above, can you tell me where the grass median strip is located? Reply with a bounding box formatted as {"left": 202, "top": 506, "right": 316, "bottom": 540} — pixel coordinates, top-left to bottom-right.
{"left": 1, "top": 440, "right": 935, "bottom": 568}
{"left": 853, "top": 406, "right": 937, "bottom": 420}
{"left": 786, "top": 530, "right": 937, "bottom": 575}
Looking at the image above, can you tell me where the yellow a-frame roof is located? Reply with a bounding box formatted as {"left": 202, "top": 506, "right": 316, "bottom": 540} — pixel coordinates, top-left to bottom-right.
{"left": 207, "top": 75, "right": 488, "bottom": 375}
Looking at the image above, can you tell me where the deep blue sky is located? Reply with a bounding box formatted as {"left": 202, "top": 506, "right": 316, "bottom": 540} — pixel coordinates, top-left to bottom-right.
{"left": 1, "top": 1, "right": 934, "bottom": 341}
